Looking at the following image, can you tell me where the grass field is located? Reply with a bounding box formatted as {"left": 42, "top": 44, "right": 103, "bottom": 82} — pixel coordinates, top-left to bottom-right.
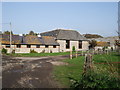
{"left": 53, "top": 52, "right": 120, "bottom": 88}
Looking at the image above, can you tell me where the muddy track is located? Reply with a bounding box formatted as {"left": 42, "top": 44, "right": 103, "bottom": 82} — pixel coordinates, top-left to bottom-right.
{"left": 2, "top": 55, "right": 69, "bottom": 88}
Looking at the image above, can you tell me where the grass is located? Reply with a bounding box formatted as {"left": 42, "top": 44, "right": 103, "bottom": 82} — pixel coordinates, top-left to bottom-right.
{"left": 6, "top": 52, "right": 71, "bottom": 57}
{"left": 6, "top": 51, "right": 84, "bottom": 57}
{"left": 53, "top": 56, "right": 84, "bottom": 87}
{"left": 53, "top": 52, "right": 120, "bottom": 88}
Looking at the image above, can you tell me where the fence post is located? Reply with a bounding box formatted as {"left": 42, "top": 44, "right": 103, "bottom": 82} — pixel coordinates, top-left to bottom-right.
{"left": 82, "top": 50, "right": 83, "bottom": 56}
{"left": 70, "top": 50, "right": 72, "bottom": 59}
{"left": 83, "top": 53, "right": 93, "bottom": 74}
{"left": 76, "top": 50, "right": 78, "bottom": 58}
{"left": 107, "top": 50, "right": 109, "bottom": 55}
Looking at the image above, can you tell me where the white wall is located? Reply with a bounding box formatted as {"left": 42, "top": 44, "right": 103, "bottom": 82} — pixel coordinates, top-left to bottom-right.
{"left": 2, "top": 45, "right": 59, "bottom": 53}
{"left": 57, "top": 40, "right": 89, "bottom": 52}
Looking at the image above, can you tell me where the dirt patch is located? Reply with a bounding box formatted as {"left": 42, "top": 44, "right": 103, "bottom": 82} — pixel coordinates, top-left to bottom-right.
{"left": 2, "top": 55, "right": 68, "bottom": 88}
{"left": 50, "top": 61, "right": 68, "bottom": 66}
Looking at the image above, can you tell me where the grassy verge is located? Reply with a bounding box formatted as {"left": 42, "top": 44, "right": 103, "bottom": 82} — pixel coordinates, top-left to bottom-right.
{"left": 53, "top": 52, "right": 120, "bottom": 88}
{"left": 6, "top": 52, "right": 71, "bottom": 57}
{"left": 5, "top": 51, "right": 84, "bottom": 57}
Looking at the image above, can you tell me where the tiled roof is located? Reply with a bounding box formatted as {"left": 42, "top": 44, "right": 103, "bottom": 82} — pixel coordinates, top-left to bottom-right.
{"left": 40, "top": 29, "right": 87, "bottom": 40}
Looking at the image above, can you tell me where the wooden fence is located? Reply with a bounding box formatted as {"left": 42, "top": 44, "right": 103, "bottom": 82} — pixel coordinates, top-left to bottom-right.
{"left": 69, "top": 49, "right": 111, "bottom": 59}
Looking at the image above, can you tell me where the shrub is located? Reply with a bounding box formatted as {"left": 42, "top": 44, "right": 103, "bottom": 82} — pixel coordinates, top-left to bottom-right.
{"left": 102, "top": 46, "right": 108, "bottom": 51}
{"left": 71, "top": 70, "right": 120, "bottom": 88}
{"left": 30, "top": 49, "right": 38, "bottom": 53}
{"left": 12, "top": 49, "right": 15, "bottom": 54}
{"left": 41, "top": 49, "right": 45, "bottom": 53}
{"left": 1, "top": 48, "right": 7, "bottom": 54}
{"left": 111, "top": 47, "right": 113, "bottom": 51}
{"left": 50, "top": 50, "right": 52, "bottom": 53}
{"left": 72, "top": 46, "right": 75, "bottom": 52}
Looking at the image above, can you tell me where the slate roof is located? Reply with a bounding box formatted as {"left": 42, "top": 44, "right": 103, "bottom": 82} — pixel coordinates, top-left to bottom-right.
{"left": 88, "top": 36, "right": 119, "bottom": 46}
{"left": 41, "top": 36, "right": 59, "bottom": 45}
{"left": 96, "top": 41, "right": 110, "bottom": 47}
{"left": 40, "top": 29, "right": 87, "bottom": 41}
{"left": 0, "top": 34, "right": 59, "bottom": 45}
{"left": 23, "top": 35, "right": 42, "bottom": 44}
{"left": 0, "top": 34, "right": 21, "bottom": 44}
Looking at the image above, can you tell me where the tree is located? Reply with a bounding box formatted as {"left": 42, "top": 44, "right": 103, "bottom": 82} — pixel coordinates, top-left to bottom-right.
{"left": 3, "top": 31, "right": 13, "bottom": 35}
{"left": 84, "top": 34, "right": 103, "bottom": 38}
{"left": 89, "top": 40, "right": 97, "bottom": 49}
{"left": 29, "top": 31, "right": 35, "bottom": 35}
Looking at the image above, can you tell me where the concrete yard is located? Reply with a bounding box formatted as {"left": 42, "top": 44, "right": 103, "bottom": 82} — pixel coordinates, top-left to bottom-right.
{"left": 2, "top": 55, "right": 69, "bottom": 88}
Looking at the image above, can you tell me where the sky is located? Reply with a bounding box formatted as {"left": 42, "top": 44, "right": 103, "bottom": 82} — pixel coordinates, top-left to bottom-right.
{"left": 2, "top": 2, "right": 118, "bottom": 37}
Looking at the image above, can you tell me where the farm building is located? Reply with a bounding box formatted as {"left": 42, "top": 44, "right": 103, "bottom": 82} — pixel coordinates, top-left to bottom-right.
{"left": 0, "top": 29, "right": 89, "bottom": 53}
{"left": 40, "top": 29, "right": 89, "bottom": 52}
{"left": 88, "top": 36, "right": 119, "bottom": 50}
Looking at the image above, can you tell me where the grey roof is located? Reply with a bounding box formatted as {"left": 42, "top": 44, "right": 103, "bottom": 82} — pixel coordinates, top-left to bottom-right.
{"left": 88, "top": 36, "right": 119, "bottom": 46}
{"left": 0, "top": 34, "right": 21, "bottom": 44}
{"left": 41, "top": 36, "right": 59, "bottom": 45}
{"left": 40, "top": 29, "right": 87, "bottom": 41}
{"left": 22, "top": 35, "right": 42, "bottom": 44}
{"left": 0, "top": 34, "right": 59, "bottom": 45}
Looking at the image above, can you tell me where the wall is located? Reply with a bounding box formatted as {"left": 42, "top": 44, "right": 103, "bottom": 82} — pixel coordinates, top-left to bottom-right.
{"left": 2, "top": 45, "right": 59, "bottom": 53}
{"left": 57, "top": 40, "right": 89, "bottom": 52}
{"left": 81, "top": 41, "right": 89, "bottom": 51}
{"left": 57, "top": 40, "right": 66, "bottom": 52}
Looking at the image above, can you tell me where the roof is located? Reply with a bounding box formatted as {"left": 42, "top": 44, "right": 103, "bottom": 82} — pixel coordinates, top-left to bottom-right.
{"left": 41, "top": 36, "right": 59, "bottom": 45}
{"left": 40, "top": 29, "right": 87, "bottom": 41}
{"left": 23, "top": 35, "right": 42, "bottom": 44}
{"left": 88, "top": 36, "right": 119, "bottom": 46}
{"left": 97, "top": 41, "right": 110, "bottom": 47}
{"left": 0, "top": 34, "right": 59, "bottom": 45}
{"left": 0, "top": 34, "right": 21, "bottom": 44}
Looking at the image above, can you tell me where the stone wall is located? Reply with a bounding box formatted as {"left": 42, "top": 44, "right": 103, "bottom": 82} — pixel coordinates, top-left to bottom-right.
{"left": 57, "top": 40, "right": 89, "bottom": 52}
{"left": 2, "top": 45, "right": 59, "bottom": 53}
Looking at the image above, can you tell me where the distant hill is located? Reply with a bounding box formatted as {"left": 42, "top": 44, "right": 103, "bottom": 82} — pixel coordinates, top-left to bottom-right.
{"left": 83, "top": 34, "right": 103, "bottom": 38}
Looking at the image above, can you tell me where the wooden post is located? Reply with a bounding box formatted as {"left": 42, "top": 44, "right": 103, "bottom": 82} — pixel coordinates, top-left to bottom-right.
{"left": 107, "top": 50, "right": 109, "bottom": 55}
{"left": 70, "top": 50, "right": 72, "bottom": 59}
{"left": 83, "top": 54, "right": 93, "bottom": 74}
{"left": 76, "top": 50, "right": 78, "bottom": 58}
{"left": 82, "top": 50, "right": 83, "bottom": 56}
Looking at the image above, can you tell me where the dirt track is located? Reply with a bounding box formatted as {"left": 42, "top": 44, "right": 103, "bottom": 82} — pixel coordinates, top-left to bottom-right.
{"left": 2, "top": 55, "right": 69, "bottom": 88}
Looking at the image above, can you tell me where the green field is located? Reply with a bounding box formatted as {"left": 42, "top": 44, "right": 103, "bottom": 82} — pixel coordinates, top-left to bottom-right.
{"left": 53, "top": 52, "right": 120, "bottom": 88}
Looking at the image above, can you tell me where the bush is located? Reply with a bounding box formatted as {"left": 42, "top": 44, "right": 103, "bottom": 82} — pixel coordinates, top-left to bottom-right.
{"left": 111, "top": 47, "right": 113, "bottom": 51}
{"left": 12, "top": 49, "right": 15, "bottom": 54}
{"left": 41, "top": 49, "right": 45, "bottom": 53}
{"left": 30, "top": 49, "right": 38, "bottom": 53}
{"left": 71, "top": 71, "right": 120, "bottom": 88}
{"left": 2, "top": 48, "right": 7, "bottom": 54}
{"left": 72, "top": 46, "right": 75, "bottom": 52}
{"left": 50, "top": 50, "right": 52, "bottom": 53}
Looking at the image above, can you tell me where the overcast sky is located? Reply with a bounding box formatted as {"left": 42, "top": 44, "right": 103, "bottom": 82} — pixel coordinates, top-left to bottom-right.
{"left": 2, "top": 2, "right": 118, "bottom": 37}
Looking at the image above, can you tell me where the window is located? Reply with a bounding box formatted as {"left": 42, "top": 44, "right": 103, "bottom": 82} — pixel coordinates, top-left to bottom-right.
{"left": 6, "top": 45, "right": 10, "bottom": 48}
{"left": 53, "top": 45, "right": 56, "bottom": 48}
{"left": 79, "top": 41, "right": 82, "bottom": 49}
{"left": 36, "top": 45, "right": 40, "bottom": 48}
{"left": 27, "top": 45, "right": 31, "bottom": 48}
{"left": 66, "top": 40, "right": 70, "bottom": 49}
{"left": 45, "top": 45, "right": 49, "bottom": 48}
{"left": 17, "top": 45, "right": 21, "bottom": 48}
